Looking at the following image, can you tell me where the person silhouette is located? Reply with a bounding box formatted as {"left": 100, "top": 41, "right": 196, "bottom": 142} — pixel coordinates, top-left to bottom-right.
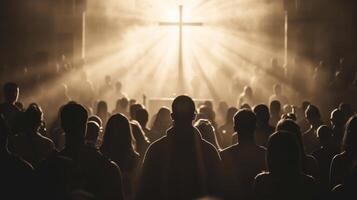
{"left": 254, "top": 104, "right": 275, "bottom": 147}
{"left": 96, "top": 100, "right": 110, "bottom": 129}
{"left": 0, "top": 82, "right": 21, "bottom": 130}
{"left": 136, "top": 95, "right": 222, "bottom": 200}
{"left": 0, "top": 114, "right": 35, "bottom": 199}
{"left": 312, "top": 125, "right": 339, "bottom": 193}
{"left": 85, "top": 121, "right": 100, "bottom": 148}
{"left": 330, "top": 115, "right": 357, "bottom": 188}
{"left": 59, "top": 102, "right": 124, "bottom": 200}
{"left": 101, "top": 113, "right": 140, "bottom": 200}
{"left": 220, "top": 109, "right": 266, "bottom": 200}
{"left": 276, "top": 119, "right": 319, "bottom": 180}
{"left": 128, "top": 104, "right": 150, "bottom": 156}
{"left": 303, "top": 105, "right": 324, "bottom": 154}
{"left": 112, "top": 97, "right": 130, "bottom": 117}
{"left": 269, "top": 84, "right": 288, "bottom": 106}
{"left": 217, "top": 107, "right": 238, "bottom": 149}
{"left": 135, "top": 108, "right": 150, "bottom": 136}
{"left": 13, "top": 103, "right": 55, "bottom": 167}
{"left": 237, "top": 86, "right": 255, "bottom": 108}
{"left": 254, "top": 131, "right": 318, "bottom": 200}
{"left": 331, "top": 162, "right": 357, "bottom": 199}
{"left": 195, "top": 119, "right": 221, "bottom": 150}
{"left": 269, "top": 100, "right": 281, "bottom": 127}
{"left": 330, "top": 108, "right": 345, "bottom": 150}
{"left": 149, "top": 107, "right": 172, "bottom": 142}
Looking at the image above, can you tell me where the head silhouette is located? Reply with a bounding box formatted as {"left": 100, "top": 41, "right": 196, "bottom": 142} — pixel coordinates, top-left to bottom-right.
{"left": 317, "top": 125, "right": 333, "bottom": 147}
{"left": 136, "top": 108, "right": 149, "bottom": 128}
{"left": 24, "top": 103, "right": 43, "bottom": 132}
{"left": 267, "top": 131, "right": 301, "bottom": 175}
{"left": 116, "top": 97, "right": 129, "bottom": 111}
{"left": 96, "top": 101, "right": 108, "bottom": 114}
{"left": 270, "top": 100, "right": 281, "bottom": 116}
{"left": 226, "top": 107, "right": 238, "bottom": 124}
{"left": 152, "top": 107, "right": 171, "bottom": 131}
{"left": 130, "top": 104, "right": 143, "bottom": 121}
{"left": 171, "top": 95, "right": 196, "bottom": 125}
{"left": 3, "top": 82, "right": 19, "bottom": 104}
{"left": 342, "top": 115, "right": 357, "bottom": 153}
{"left": 88, "top": 115, "right": 102, "bottom": 128}
{"left": 195, "top": 119, "right": 218, "bottom": 149}
{"left": 273, "top": 84, "right": 282, "bottom": 95}
{"left": 243, "top": 86, "right": 253, "bottom": 97}
{"left": 234, "top": 109, "right": 256, "bottom": 141}
{"left": 60, "top": 103, "right": 88, "bottom": 147}
{"left": 101, "top": 113, "right": 136, "bottom": 156}
{"left": 305, "top": 105, "right": 321, "bottom": 125}
{"left": 254, "top": 104, "right": 270, "bottom": 126}
{"left": 330, "top": 108, "right": 345, "bottom": 128}
{"left": 86, "top": 121, "right": 100, "bottom": 144}
{"left": 276, "top": 119, "right": 305, "bottom": 156}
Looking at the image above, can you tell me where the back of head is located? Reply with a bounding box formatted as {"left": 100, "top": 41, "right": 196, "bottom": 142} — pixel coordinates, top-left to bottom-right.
{"left": 102, "top": 113, "right": 134, "bottom": 154}
{"left": 117, "top": 97, "right": 129, "bottom": 110}
{"left": 60, "top": 102, "right": 88, "bottom": 145}
{"left": 317, "top": 125, "right": 333, "bottom": 146}
{"left": 88, "top": 115, "right": 102, "bottom": 128}
{"left": 267, "top": 131, "right": 301, "bottom": 175}
{"left": 339, "top": 103, "right": 352, "bottom": 120}
{"left": 96, "top": 101, "right": 108, "bottom": 114}
{"left": 276, "top": 119, "right": 304, "bottom": 155}
{"left": 270, "top": 100, "right": 281, "bottom": 116}
{"left": 136, "top": 108, "right": 149, "bottom": 127}
{"left": 343, "top": 115, "right": 357, "bottom": 153}
{"left": 234, "top": 109, "right": 256, "bottom": 139}
{"left": 130, "top": 104, "right": 143, "bottom": 120}
{"left": 3, "top": 82, "right": 19, "bottom": 103}
{"left": 86, "top": 121, "right": 100, "bottom": 143}
{"left": 254, "top": 104, "right": 270, "bottom": 124}
{"left": 195, "top": 119, "right": 217, "bottom": 147}
{"left": 330, "top": 108, "right": 345, "bottom": 127}
{"left": 305, "top": 104, "right": 321, "bottom": 122}
{"left": 226, "top": 107, "right": 238, "bottom": 124}
{"left": 171, "top": 95, "right": 196, "bottom": 124}
{"left": 24, "top": 103, "right": 43, "bottom": 131}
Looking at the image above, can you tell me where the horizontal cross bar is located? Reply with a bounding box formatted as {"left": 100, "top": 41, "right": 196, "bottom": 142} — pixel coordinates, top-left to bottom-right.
{"left": 159, "top": 22, "right": 203, "bottom": 26}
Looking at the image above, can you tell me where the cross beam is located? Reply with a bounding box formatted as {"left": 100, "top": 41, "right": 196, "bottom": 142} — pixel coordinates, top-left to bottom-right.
{"left": 159, "top": 5, "right": 203, "bottom": 93}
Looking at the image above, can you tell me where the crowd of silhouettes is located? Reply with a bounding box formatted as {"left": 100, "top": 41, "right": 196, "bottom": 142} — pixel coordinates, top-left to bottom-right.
{"left": 1, "top": 68, "right": 357, "bottom": 200}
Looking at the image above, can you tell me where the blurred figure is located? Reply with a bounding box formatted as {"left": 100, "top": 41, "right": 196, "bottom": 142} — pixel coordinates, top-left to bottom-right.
{"left": 330, "top": 115, "right": 357, "bottom": 188}
{"left": 96, "top": 100, "right": 111, "bottom": 129}
{"left": 101, "top": 114, "right": 140, "bottom": 200}
{"left": 136, "top": 108, "right": 150, "bottom": 136}
{"left": 217, "top": 107, "right": 238, "bottom": 149}
{"left": 221, "top": 109, "right": 266, "bottom": 200}
{"left": 312, "top": 125, "right": 339, "bottom": 192}
{"left": 237, "top": 86, "right": 255, "bottom": 108}
{"left": 254, "top": 104, "right": 275, "bottom": 147}
{"left": 254, "top": 131, "right": 318, "bottom": 200}
{"left": 0, "top": 82, "right": 21, "bottom": 130}
{"left": 330, "top": 108, "right": 345, "bottom": 150}
{"left": 303, "top": 105, "right": 324, "bottom": 154}
{"left": 269, "top": 84, "right": 288, "bottom": 106}
{"left": 113, "top": 97, "right": 130, "bottom": 117}
{"left": 195, "top": 119, "right": 220, "bottom": 150}
{"left": 13, "top": 104, "right": 54, "bottom": 167}
{"left": 269, "top": 100, "right": 281, "bottom": 127}
{"left": 276, "top": 119, "right": 319, "bottom": 179}
{"left": 149, "top": 107, "right": 172, "bottom": 142}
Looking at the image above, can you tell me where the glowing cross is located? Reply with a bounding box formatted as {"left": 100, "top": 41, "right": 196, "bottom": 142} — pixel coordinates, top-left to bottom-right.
{"left": 159, "top": 5, "right": 203, "bottom": 93}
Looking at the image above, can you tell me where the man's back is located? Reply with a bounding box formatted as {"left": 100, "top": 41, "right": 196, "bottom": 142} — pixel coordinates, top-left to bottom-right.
{"left": 221, "top": 143, "right": 266, "bottom": 200}
{"left": 60, "top": 145, "right": 124, "bottom": 200}
{"left": 136, "top": 126, "right": 222, "bottom": 200}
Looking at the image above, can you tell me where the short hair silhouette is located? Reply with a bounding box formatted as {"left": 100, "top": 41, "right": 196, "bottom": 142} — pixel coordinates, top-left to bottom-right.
{"left": 267, "top": 131, "right": 301, "bottom": 174}
{"left": 330, "top": 108, "right": 345, "bottom": 127}
{"left": 129, "top": 104, "right": 143, "bottom": 120}
{"left": 3, "top": 82, "right": 19, "bottom": 103}
{"left": 270, "top": 100, "right": 281, "bottom": 115}
{"left": 24, "top": 103, "right": 43, "bottom": 131}
{"left": 88, "top": 115, "right": 102, "bottom": 128}
{"left": 136, "top": 108, "right": 149, "bottom": 127}
{"left": 60, "top": 102, "right": 88, "bottom": 145}
{"left": 305, "top": 105, "right": 321, "bottom": 121}
{"left": 342, "top": 115, "right": 357, "bottom": 153}
{"left": 86, "top": 121, "right": 100, "bottom": 144}
{"left": 317, "top": 125, "right": 333, "bottom": 145}
{"left": 171, "top": 95, "right": 196, "bottom": 121}
{"left": 234, "top": 109, "right": 256, "bottom": 139}
{"left": 276, "top": 119, "right": 305, "bottom": 155}
{"left": 254, "top": 104, "right": 270, "bottom": 124}
{"left": 97, "top": 101, "right": 108, "bottom": 113}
